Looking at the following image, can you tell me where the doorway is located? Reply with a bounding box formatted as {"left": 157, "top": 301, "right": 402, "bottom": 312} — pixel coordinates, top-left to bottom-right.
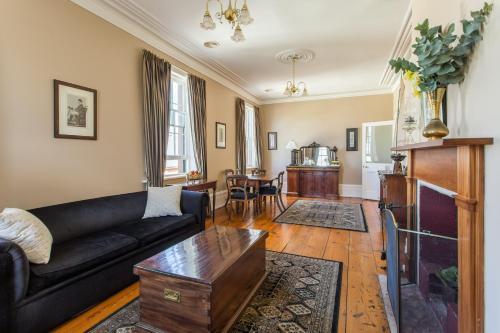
{"left": 362, "top": 120, "right": 394, "bottom": 200}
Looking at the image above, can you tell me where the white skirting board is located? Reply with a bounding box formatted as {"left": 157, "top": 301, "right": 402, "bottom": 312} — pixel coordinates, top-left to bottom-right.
{"left": 282, "top": 182, "right": 362, "bottom": 198}
{"left": 211, "top": 184, "right": 362, "bottom": 208}
{"left": 208, "top": 190, "right": 229, "bottom": 210}
{"left": 339, "top": 184, "right": 363, "bottom": 198}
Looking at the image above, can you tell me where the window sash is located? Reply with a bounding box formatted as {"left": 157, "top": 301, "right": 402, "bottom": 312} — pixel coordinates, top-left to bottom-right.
{"left": 165, "top": 69, "right": 192, "bottom": 176}
{"left": 245, "top": 104, "right": 258, "bottom": 169}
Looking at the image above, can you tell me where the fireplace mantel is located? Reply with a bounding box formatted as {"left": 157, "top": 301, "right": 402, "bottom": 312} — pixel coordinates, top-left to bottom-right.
{"left": 392, "top": 137, "right": 493, "bottom": 333}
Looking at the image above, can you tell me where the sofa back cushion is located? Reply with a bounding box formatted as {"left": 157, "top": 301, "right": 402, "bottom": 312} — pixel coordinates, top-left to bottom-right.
{"left": 29, "top": 192, "right": 147, "bottom": 244}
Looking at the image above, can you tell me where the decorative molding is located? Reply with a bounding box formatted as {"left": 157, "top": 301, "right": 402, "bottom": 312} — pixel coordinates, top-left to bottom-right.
{"left": 71, "top": 0, "right": 402, "bottom": 106}
{"left": 379, "top": 5, "right": 413, "bottom": 89}
{"left": 261, "top": 88, "right": 394, "bottom": 105}
{"left": 70, "top": 0, "right": 261, "bottom": 105}
{"left": 339, "top": 184, "right": 363, "bottom": 198}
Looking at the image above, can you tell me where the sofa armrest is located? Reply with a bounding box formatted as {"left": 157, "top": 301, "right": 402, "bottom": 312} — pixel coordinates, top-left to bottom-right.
{"left": 0, "top": 238, "right": 30, "bottom": 331}
{"left": 180, "top": 190, "right": 209, "bottom": 230}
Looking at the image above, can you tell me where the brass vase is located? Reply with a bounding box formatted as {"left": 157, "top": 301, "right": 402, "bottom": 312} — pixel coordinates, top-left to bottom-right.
{"left": 422, "top": 87, "right": 449, "bottom": 140}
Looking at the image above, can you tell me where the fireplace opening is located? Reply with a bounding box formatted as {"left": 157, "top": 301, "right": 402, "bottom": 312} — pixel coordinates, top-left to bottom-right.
{"left": 384, "top": 181, "right": 458, "bottom": 333}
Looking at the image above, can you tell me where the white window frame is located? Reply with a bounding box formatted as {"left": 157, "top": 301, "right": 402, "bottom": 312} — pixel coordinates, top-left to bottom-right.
{"left": 165, "top": 68, "right": 194, "bottom": 178}
{"left": 245, "top": 103, "right": 258, "bottom": 169}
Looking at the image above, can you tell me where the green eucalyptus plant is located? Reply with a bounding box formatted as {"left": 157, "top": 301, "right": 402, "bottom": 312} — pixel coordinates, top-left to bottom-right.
{"left": 390, "top": 2, "right": 493, "bottom": 93}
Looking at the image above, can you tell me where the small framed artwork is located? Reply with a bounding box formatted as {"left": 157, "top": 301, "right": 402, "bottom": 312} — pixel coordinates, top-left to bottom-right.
{"left": 268, "top": 132, "right": 277, "bottom": 150}
{"left": 216, "top": 122, "right": 226, "bottom": 149}
{"left": 346, "top": 128, "right": 358, "bottom": 151}
{"left": 54, "top": 80, "right": 97, "bottom": 140}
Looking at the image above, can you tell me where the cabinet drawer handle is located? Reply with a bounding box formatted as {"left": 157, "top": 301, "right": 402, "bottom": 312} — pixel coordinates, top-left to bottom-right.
{"left": 164, "top": 288, "right": 181, "bottom": 303}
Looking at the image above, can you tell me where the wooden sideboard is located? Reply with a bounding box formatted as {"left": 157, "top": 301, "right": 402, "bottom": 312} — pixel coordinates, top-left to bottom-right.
{"left": 286, "top": 166, "right": 339, "bottom": 198}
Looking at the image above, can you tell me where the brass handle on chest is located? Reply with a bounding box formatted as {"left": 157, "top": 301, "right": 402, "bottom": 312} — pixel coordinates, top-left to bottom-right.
{"left": 164, "top": 288, "right": 181, "bottom": 303}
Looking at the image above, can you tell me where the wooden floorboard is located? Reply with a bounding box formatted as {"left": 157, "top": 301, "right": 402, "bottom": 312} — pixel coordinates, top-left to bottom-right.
{"left": 53, "top": 195, "right": 389, "bottom": 333}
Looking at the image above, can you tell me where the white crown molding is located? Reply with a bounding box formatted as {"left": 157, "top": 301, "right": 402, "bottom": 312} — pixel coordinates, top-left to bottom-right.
{"left": 379, "top": 5, "right": 413, "bottom": 89}
{"left": 261, "top": 88, "right": 394, "bottom": 105}
{"left": 70, "top": 0, "right": 261, "bottom": 105}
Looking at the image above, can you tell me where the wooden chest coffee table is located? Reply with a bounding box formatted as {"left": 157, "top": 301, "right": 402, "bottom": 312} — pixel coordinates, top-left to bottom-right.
{"left": 133, "top": 226, "right": 268, "bottom": 333}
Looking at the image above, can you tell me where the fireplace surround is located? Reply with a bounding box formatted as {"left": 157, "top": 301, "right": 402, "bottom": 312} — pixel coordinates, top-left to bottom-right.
{"left": 391, "top": 138, "right": 493, "bottom": 333}
{"left": 385, "top": 181, "right": 459, "bottom": 332}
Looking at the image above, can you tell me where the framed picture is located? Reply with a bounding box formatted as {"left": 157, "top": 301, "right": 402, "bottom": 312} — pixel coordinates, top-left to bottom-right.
{"left": 54, "top": 80, "right": 97, "bottom": 140}
{"left": 346, "top": 128, "right": 358, "bottom": 151}
{"left": 216, "top": 122, "right": 226, "bottom": 149}
{"left": 268, "top": 132, "right": 277, "bottom": 150}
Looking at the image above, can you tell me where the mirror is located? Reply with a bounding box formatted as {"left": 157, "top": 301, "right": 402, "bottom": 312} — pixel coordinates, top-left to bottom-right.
{"left": 299, "top": 142, "right": 337, "bottom": 166}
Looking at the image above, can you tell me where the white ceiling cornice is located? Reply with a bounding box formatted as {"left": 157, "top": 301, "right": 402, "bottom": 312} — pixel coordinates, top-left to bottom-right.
{"left": 70, "top": 0, "right": 262, "bottom": 105}
{"left": 71, "top": 0, "right": 406, "bottom": 106}
{"left": 261, "top": 88, "right": 394, "bottom": 105}
{"left": 379, "top": 5, "right": 413, "bottom": 89}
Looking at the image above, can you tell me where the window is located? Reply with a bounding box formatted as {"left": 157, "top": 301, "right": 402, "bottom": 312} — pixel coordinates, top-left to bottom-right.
{"left": 245, "top": 103, "right": 258, "bottom": 169}
{"left": 165, "top": 70, "right": 195, "bottom": 177}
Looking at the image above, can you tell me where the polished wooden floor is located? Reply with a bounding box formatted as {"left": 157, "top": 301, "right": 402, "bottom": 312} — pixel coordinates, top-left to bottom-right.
{"left": 54, "top": 196, "right": 389, "bottom": 333}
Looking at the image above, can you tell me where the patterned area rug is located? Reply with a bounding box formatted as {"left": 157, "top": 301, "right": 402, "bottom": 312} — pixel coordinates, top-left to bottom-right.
{"left": 275, "top": 200, "right": 367, "bottom": 232}
{"left": 87, "top": 251, "right": 342, "bottom": 333}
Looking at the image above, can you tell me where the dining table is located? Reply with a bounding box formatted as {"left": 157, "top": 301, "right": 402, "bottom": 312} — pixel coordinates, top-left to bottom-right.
{"left": 246, "top": 174, "right": 276, "bottom": 188}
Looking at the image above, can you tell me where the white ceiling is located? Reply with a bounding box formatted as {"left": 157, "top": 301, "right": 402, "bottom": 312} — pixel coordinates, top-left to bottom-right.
{"left": 96, "top": 0, "right": 411, "bottom": 102}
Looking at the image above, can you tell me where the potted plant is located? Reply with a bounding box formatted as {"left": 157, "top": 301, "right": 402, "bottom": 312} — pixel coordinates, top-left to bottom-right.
{"left": 390, "top": 3, "right": 493, "bottom": 140}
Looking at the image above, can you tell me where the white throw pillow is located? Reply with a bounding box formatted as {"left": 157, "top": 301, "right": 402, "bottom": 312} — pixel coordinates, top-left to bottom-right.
{"left": 0, "top": 208, "right": 53, "bottom": 264}
{"left": 143, "top": 185, "right": 183, "bottom": 219}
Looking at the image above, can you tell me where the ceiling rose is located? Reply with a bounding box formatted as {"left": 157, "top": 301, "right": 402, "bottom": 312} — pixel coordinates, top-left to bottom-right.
{"left": 275, "top": 49, "right": 316, "bottom": 65}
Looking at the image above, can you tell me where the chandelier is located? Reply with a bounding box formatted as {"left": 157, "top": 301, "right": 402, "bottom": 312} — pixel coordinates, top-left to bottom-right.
{"left": 283, "top": 55, "right": 308, "bottom": 97}
{"left": 200, "top": 0, "right": 254, "bottom": 42}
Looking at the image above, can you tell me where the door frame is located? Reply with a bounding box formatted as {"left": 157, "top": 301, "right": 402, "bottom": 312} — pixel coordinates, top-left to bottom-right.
{"left": 361, "top": 120, "right": 395, "bottom": 200}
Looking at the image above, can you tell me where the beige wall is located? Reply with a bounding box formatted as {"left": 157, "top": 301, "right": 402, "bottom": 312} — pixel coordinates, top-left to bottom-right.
{"left": 408, "top": 1, "right": 499, "bottom": 330}
{"left": 261, "top": 94, "right": 394, "bottom": 185}
{"left": 0, "top": 0, "right": 247, "bottom": 209}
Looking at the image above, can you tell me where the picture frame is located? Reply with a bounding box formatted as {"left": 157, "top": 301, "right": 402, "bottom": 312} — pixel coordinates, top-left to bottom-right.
{"left": 346, "top": 128, "right": 358, "bottom": 151}
{"left": 54, "top": 80, "right": 97, "bottom": 140}
{"left": 215, "top": 122, "right": 226, "bottom": 149}
{"left": 268, "top": 132, "right": 277, "bottom": 150}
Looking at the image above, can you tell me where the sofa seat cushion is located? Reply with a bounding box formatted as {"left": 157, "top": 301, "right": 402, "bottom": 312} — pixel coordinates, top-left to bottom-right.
{"left": 29, "top": 231, "right": 138, "bottom": 294}
{"left": 111, "top": 214, "right": 197, "bottom": 246}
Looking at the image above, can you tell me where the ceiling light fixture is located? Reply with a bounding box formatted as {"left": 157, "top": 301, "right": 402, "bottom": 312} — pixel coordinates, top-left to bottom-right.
{"left": 283, "top": 55, "right": 308, "bottom": 97}
{"left": 200, "top": 0, "right": 254, "bottom": 43}
{"left": 276, "top": 49, "right": 315, "bottom": 97}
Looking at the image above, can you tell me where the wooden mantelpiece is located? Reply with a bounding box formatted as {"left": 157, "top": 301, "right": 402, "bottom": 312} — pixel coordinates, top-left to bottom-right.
{"left": 393, "top": 137, "right": 493, "bottom": 333}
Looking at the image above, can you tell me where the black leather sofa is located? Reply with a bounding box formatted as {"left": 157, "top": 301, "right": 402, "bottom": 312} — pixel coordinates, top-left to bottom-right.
{"left": 0, "top": 190, "right": 208, "bottom": 333}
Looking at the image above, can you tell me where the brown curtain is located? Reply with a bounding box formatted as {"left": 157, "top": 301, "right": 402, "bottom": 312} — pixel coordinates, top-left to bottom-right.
{"left": 142, "top": 50, "right": 171, "bottom": 187}
{"left": 254, "top": 106, "right": 264, "bottom": 169}
{"left": 235, "top": 97, "right": 246, "bottom": 174}
{"left": 187, "top": 75, "right": 207, "bottom": 179}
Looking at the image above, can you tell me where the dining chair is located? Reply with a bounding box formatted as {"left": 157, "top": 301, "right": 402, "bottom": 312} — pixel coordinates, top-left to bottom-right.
{"left": 223, "top": 169, "right": 235, "bottom": 207}
{"left": 259, "top": 171, "right": 286, "bottom": 212}
{"left": 226, "top": 175, "right": 259, "bottom": 219}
